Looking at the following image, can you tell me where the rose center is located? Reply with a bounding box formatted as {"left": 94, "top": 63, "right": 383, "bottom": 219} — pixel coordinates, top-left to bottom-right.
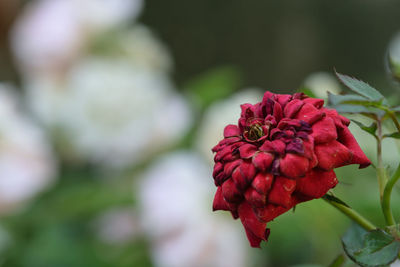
{"left": 248, "top": 124, "right": 264, "bottom": 141}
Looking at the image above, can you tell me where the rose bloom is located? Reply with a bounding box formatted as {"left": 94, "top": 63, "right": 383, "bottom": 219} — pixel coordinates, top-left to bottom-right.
{"left": 212, "top": 91, "right": 371, "bottom": 247}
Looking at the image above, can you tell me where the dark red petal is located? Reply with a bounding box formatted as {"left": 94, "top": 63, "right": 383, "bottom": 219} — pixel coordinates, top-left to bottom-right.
{"left": 213, "top": 187, "right": 231, "bottom": 211}
{"left": 273, "top": 102, "right": 283, "bottom": 122}
{"left": 302, "top": 137, "right": 318, "bottom": 168}
{"left": 311, "top": 117, "right": 338, "bottom": 144}
{"left": 224, "top": 124, "right": 241, "bottom": 137}
{"left": 239, "top": 144, "right": 258, "bottom": 159}
{"left": 259, "top": 140, "right": 286, "bottom": 155}
{"left": 279, "top": 153, "right": 310, "bottom": 178}
{"left": 245, "top": 188, "right": 266, "bottom": 207}
{"left": 232, "top": 167, "right": 248, "bottom": 191}
{"left": 240, "top": 161, "right": 257, "bottom": 183}
{"left": 252, "top": 152, "right": 274, "bottom": 172}
{"left": 314, "top": 140, "right": 353, "bottom": 170}
{"left": 252, "top": 172, "right": 274, "bottom": 195}
{"left": 275, "top": 94, "right": 292, "bottom": 108}
{"left": 295, "top": 169, "right": 338, "bottom": 199}
{"left": 337, "top": 127, "right": 371, "bottom": 168}
{"left": 324, "top": 108, "right": 349, "bottom": 129}
{"left": 254, "top": 203, "right": 292, "bottom": 222}
{"left": 240, "top": 103, "right": 255, "bottom": 120}
{"left": 212, "top": 162, "right": 223, "bottom": 178}
{"left": 295, "top": 103, "right": 325, "bottom": 125}
{"left": 238, "top": 202, "right": 268, "bottom": 248}
{"left": 283, "top": 99, "right": 304, "bottom": 118}
{"left": 223, "top": 159, "right": 242, "bottom": 177}
{"left": 268, "top": 176, "right": 296, "bottom": 208}
{"left": 222, "top": 179, "right": 242, "bottom": 203}
{"left": 303, "top": 97, "right": 324, "bottom": 109}
{"left": 214, "top": 145, "right": 232, "bottom": 162}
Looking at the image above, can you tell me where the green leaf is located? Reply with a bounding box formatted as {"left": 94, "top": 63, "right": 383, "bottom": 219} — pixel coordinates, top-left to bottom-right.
{"left": 331, "top": 104, "right": 386, "bottom": 117}
{"left": 335, "top": 72, "right": 387, "bottom": 104}
{"left": 342, "top": 224, "right": 400, "bottom": 267}
{"left": 328, "top": 93, "right": 369, "bottom": 106}
{"left": 322, "top": 194, "right": 350, "bottom": 208}
{"left": 351, "top": 120, "right": 377, "bottom": 137}
{"left": 392, "top": 106, "right": 400, "bottom": 112}
{"left": 383, "top": 132, "right": 400, "bottom": 139}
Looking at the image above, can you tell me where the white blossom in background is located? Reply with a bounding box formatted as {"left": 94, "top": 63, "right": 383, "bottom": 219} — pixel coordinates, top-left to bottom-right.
{"left": 11, "top": 0, "right": 143, "bottom": 76}
{"left": 0, "top": 84, "right": 56, "bottom": 213}
{"left": 110, "top": 25, "right": 173, "bottom": 73}
{"left": 195, "top": 89, "right": 262, "bottom": 164}
{"left": 388, "top": 32, "right": 400, "bottom": 64}
{"left": 11, "top": 0, "right": 191, "bottom": 168}
{"left": 303, "top": 71, "right": 342, "bottom": 100}
{"left": 138, "top": 152, "right": 249, "bottom": 267}
{"left": 56, "top": 57, "right": 190, "bottom": 167}
{"left": 94, "top": 207, "right": 140, "bottom": 245}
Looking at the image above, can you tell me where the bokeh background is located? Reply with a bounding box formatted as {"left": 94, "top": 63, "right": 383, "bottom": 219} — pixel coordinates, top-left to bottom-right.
{"left": 0, "top": 0, "right": 400, "bottom": 266}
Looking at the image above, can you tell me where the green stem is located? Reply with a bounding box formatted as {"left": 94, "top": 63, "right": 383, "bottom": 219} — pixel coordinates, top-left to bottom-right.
{"left": 382, "top": 163, "right": 400, "bottom": 226}
{"left": 376, "top": 119, "right": 387, "bottom": 200}
{"left": 323, "top": 197, "right": 376, "bottom": 231}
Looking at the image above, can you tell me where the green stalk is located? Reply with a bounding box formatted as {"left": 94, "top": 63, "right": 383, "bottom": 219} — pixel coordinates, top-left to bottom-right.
{"left": 323, "top": 197, "right": 376, "bottom": 231}
{"left": 382, "top": 163, "right": 400, "bottom": 226}
{"left": 376, "top": 119, "right": 388, "bottom": 200}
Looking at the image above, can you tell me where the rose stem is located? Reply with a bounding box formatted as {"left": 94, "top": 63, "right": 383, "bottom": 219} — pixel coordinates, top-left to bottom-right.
{"left": 323, "top": 197, "right": 376, "bottom": 231}
{"left": 382, "top": 162, "right": 400, "bottom": 226}
{"left": 376, "top": 119, "right": 388, "bottom": 200}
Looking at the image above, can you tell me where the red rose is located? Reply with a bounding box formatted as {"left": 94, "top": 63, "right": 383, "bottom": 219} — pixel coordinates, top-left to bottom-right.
{"left": 211, "top": 92, "right": 371, "bottom": 247}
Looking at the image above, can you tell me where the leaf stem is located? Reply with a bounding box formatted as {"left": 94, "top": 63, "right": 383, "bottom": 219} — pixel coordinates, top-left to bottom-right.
{"left": 323, "top": 196, "right": 376, "bottom": 231}
{"left": 382, "top": 163, "right": 400, "bottom": 226}
{"left": 389, "top": 111, "right": 400, "bottom": 133}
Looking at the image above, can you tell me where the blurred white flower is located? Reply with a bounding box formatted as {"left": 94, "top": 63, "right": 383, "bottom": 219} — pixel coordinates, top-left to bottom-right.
{"left": 94, "top": 207, "right": 140, "bottom": 245}
{"left": 138, "top": 152, "right": 249, "bottom": 267}
{"left": 195, "top": 89, "right": 262, "bottom": 164}
{"left": 388, "top": 32, "right": 400, "bottom": 64}
{"left": 11, "top": 0, "right": 143, "bottom": 76}
{"left": 39, "top": 57, "right": 191, "bottom": 167}
{"left": 303, "top": 72, "right": 342, "bottom": 99}
{"left": 111, "top": 25, "right": 173, "bottom": 73}
{"left": 0, "top": 84, "right": 56, "bottom": 213}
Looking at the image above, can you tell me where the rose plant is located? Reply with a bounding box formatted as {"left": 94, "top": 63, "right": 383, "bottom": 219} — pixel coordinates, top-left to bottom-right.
{"left": 211, "top": 71, "right": 400, "bottom": 266}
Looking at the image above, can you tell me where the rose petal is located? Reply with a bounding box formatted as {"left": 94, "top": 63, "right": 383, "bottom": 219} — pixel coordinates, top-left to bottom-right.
{"left": 239, "top": 144, "right": 258, "bottom": 159}
{"left": 213, "top": 187, "right": 230, "bottom": 211}
{"left": 252, "top": 152, "right": 274, "bottom": 172}
{"left": 212, "top": 162, "right": 223, "bottom": 178}
{"left": 311, "top": 117, "right": 338, "bottom": 144}
{"left": 314, "top": 140, "right": 353, "bottom": 170}
{"left": 224, "top": 124, "right": 241, "bottom": 137}
{"left": 283, "top": 99, "right": 304, "bottom": 118}
{"left": 303, "top": 97, "right": 324, "bottom": 109}
{"left": 232, "top": 167, "right": 248, "bottom": 191}
{"left": 279, "top": 153, "right": 310, "bottom": 178}
{"left": 245, "top": 188, "right": 266, "bottom": 207}
{"left": 295, "top": 169, "right": 338, "bottom": 198}
{"left": 223, "top": 159, "right": 242, "bottom": 177}
{"left": 254, "top": 203, "right": 292, "bottom": 222}
{"left": 295, "top": 103, "right": 325, "bottom": 125}
{"left": 252, "top": 172, "right": 274, "bottom": 195}
{"left": 337, "top": 127, "right": 371, "bottom": 168}
{"left": 239, "top": 161, "right": 257, "bottom": 183}
{"left": 222, "top": 179, "right": 242, "bottom": 203}
{"left": 268, "top": 176, "right": 296, "bottom": 208}
{"left": 238, "top": 202, "right": 269, "bottom": 248}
